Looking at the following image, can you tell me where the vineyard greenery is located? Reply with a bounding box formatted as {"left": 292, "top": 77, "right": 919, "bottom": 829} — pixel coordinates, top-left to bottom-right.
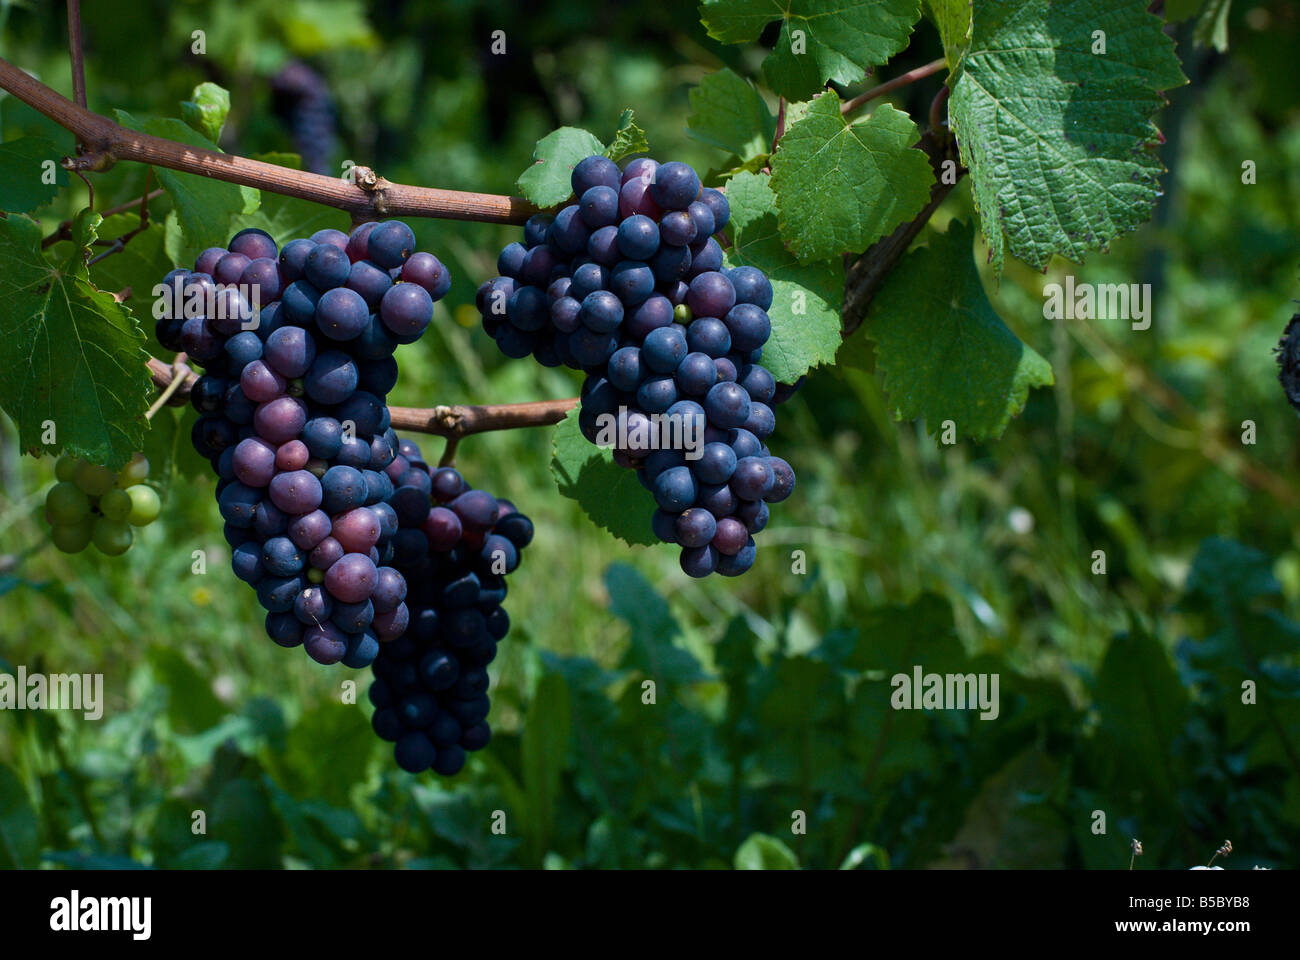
{"left": 1, "top": 0, "right": 1299, "bottom": 869}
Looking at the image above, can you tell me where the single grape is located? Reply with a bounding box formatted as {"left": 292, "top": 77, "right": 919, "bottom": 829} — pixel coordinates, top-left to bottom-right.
{"left": 115, "top": 453, "right": 150, "bottom": 488}
{"left": 74, "top": 461, "right": 116, "bottom": 497}
{"left": 46, "top": 482, "right": 91, "bottom": 524}
{"left": 91, "top": 516, "right": 133, "bottom": 556}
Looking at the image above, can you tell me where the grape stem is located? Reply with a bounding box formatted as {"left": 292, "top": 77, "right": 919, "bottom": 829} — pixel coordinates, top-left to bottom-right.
{"left": 0, "top": 56, "right": 538, "bottom": 225}
{"left": 42, "top": 188, "right": 165, "bottom": 249}
{"left": 840, "top": 57, "right": 948, "bottom": 116}
{"left": 65, "top": 1, "right": 87, "bottom": 111}
{"left": 144, "top": 352, "right": 191, "bottom": 420}
{"left": 144, "top": 357, "right": 577, "bottom": 438}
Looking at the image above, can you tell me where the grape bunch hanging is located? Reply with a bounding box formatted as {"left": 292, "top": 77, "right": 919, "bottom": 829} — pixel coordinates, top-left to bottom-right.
{"left": 475, "top": 154, "right": 794, "bottom": 578}
{"left": 143, "top": 155, "right": 796, "bottom": 776}
{"left": 157, "top": 220, "right": 450, "bottom": 669}
{"left": 368, "top": 437, "right": 534, "bottom": 774}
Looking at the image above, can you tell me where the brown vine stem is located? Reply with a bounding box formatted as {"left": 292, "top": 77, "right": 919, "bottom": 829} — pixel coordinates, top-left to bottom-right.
{"left": 144, "top": 357, "right": 576, "bottom": 438}
{"left": 0, "top": 56, "right": 537, "bottom": 225}
{"left": 841, "top": 130, "right": 964, "bottom": 336}
{"left": 840, "top": 57, "right": 947, "bottom": 116}
{"left": 65, "top": 1, "right": 87, "bottom": 111}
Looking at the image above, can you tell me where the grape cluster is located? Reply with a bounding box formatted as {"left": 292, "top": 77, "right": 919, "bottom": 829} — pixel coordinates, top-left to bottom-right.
{"left": 367, "top": 436, "right": 534, "bottom": 774}
{"left": 475, "top": 154, "right": 795, "bottom": 577}
{"left": 156, "top": 221, "right": 452, "bottom": 666}
{"left": 43, "top": 453, "right": 161, "bottom": 555}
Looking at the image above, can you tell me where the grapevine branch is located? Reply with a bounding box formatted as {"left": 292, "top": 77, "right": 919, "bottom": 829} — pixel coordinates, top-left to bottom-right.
{"left": 0, "top": 57, "right": 536, "bottom": 225}
{"left": 841, "top": 129, "right": 964, "bottom": 336}
{"left": 840, "top": 57, "right": 947, "bottom": 116}
{"left": 144, "top": 357, "right": 575, "bottom": 439}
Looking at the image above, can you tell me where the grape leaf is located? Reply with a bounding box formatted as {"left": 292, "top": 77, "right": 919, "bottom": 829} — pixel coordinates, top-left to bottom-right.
{"left": 550, "top": 406, "right": 657, "bottom": 547}
{"left": 516, "top": 127, "right": 606, "bottom": 208}
{"left": 605, "top": 109, "right": 649, "bottom": 164}
{"left": 89, "top": 215, "right": 172, "bottom": 336}
{"left": 687, "top": 69, "right": 775, "bottom": 160}
{"left": 862, "top": 220, "right": 1052, "bottom": 440}
{"left": 947, "top": 0, "right": 1188, "bottom": 272}
{"left": 0, "top": 136, "right": 66, "bottom": 213}
{"left": 181, "top": 82, "right": 232, "bottom": 145}
{"left": 923, "top": 0, "right": 972, "bottom": 70}
{"left": 607, "top": 564, "right": 707, "bottom": 684}
{"left": 114, "top": 110, "right": 261, "bottom": 254}
{"left": 0, "top": 213, "right": 151, "bottom": 469}
{"left": 770, "top": 93, "right": 935, "bottom": 262}
{"left": 723, "top": 171, "right": 843, "bottom": 383}
{"left": 699, "top": 0, "right": 922, "bottom": 101}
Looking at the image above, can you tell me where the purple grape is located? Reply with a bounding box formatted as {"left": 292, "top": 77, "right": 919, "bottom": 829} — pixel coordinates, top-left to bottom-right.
{"left": 324, "top": 553, "right": 378, "bottom": 604}
{"left": 649, "top": 161, "right": 701, "bottom": 210}
{"left": 400, "top": 251, "right": 451, "bottom": 299}
{"left": 278, "top": 239, "right": 315, "bottom": 282}
{"left": 264, "top": 326, "right": 317, "bottom": 378}
{"left": 304, "top": 622, "right": 349, "bottom": 664}
{"left": 705, "top": 381, "right": 751, "bottom": 429}
{"left": 269, "top": 469, "right": 323, "bottom": 514}
{"left": 379, "top": 283, "right": 434, "bottom": 337}
{"left": 288, "top": 509, "right": 332, "bottom": 550}
{"left": 254, "top": 396, "right": 308, "bottom": 445}
{"left": 233, "top": 437, "right": 278, "bottom": 487}
{"left": 346, "top": 221, "right": 377, "bottom": 262}
{"left": 680, "top": 544, "right": 719, "bottom": 578}
{"left": 572, "top": 155, "right": 621, "bottom": 196}
{"left": 305, "top": 351, "right": 359, "bottom": 404}
{"left": 617, "top": 214, "right": 660, "bottom": 261}
{"left": 346, "top": 259, "right": 393, "bottom": 307}
{"left": 305, "top": 243, "right": 351, "bottom": 289}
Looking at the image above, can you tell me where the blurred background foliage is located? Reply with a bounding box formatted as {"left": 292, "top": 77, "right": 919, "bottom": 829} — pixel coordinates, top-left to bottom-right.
{"left": 2, "top": 0, "right": 1300, "bottom": 869}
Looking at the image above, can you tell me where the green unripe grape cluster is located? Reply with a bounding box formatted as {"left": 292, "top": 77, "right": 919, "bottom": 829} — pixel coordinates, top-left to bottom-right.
{"left": 44, "top": 453, "right": 162, "bottom": 556}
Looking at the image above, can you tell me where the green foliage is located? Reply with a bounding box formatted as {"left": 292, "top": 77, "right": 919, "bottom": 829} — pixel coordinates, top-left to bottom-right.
{"left": 605, "top": 110, "right": 649, "bottom": 164}
{"left": 770, "top": 94, "right": 935, "bottom": 262}
{"left": 0, "top": 136, "right": 66, "bottom": 213}
{"left": 699, "top": 0, "right": 922, "bottom": 101}
{"left": 947, "top": 0, "right": 1188, "bottom": 272}
{"left": 0, "top": 212, "right": 150, "bottom": 469}
{"left": 1, "top": 0, "right": 1297, "bottom": 874}
{"left": 516, "top": 127, "right": 608, "bottom": 207}
{"left": 114, "top": 111, "right": 260, "bottom": 257}
{"left": 723, "top": 171, "right": 843, "bottom": 382}
{"left": 550, "top": 407, "right": 657, "bottom": 547}
{"left": 859, "top": 220, "right": 1053, "bottom": 440}
{"left": 180, "top": 82, "right": 232, "bottom": 144}
{"left": 687, "top": 68, "right": 774, "bottom": 161}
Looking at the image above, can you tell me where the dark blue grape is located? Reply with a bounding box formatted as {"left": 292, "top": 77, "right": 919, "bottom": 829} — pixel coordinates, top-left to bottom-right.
{"left": 304, "top": 243, "right": 351, "bottom": 289}
{"left": 572, "top": 155, "right": 621, "bottom": 196}
{"left": 617, "top": 214, "right": 660, "bottom": 261}
{"left": 705, "top": 381, "right": 751, "bottom": 429}
{"left": 368, "top": 221, "right": 417, "bottom": 269}
{"left": 649, "top": 161, "right": 701, "bottom": 210}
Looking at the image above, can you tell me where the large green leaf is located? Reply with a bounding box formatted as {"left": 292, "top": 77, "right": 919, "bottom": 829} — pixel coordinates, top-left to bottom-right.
{"left": 0, "top": 136, "right": 66, "bottom": 213}
{"left": 700, "top": 0, "right": 923, "bottom": 101}
{"left": 861, "top": 220, "right": 1053, "bottom": 440}
{"left": 947, "top": 0, "right": 1187, "bottom": 272}
{"left": 687, "top": 69, "right": 774, "bottom": 160}
{"left": 0, "top": 213, "right": 151, "bottom": 469}
{"left": 550, "top": 406, "right": 657, "bottom": 547}
{"left": 723, "top": 171, "right": 843, "bottom": 383}
{"left": 770, "top": 93, "right": 935, "bottom": 262}
{"left": 115, "top": 110, "right": 260, "bottom": 253}
{"left": 516, "top": 127, "right": 606, "bottom": 207}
